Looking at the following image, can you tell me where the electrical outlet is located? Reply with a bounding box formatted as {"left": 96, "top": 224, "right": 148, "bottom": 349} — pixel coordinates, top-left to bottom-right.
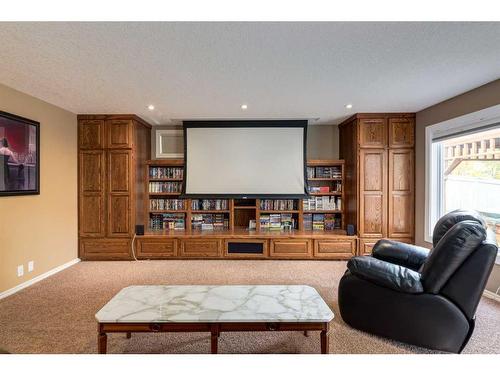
{"left": 17, "top": 265, "right": 24, "bottom": 277}
{"left": 28, "top": 261, "right": 34, "bottom": 272}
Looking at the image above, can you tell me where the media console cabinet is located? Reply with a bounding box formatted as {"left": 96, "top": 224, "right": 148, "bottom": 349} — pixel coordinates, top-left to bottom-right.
{"left": 134, "top": 229, "right": 357, "bottom": 260}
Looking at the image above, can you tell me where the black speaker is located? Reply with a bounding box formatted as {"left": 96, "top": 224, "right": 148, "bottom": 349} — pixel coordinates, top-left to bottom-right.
{"left": 135, "top": 224, "right": 144, "bottom": 236}
{"left": 347, "top": 224, "right": 355, "bottom": 236}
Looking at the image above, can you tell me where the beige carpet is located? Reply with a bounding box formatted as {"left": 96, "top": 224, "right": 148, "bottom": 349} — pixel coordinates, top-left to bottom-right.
{"left": 0, "top": 260, "right": 499, "bottom": 354}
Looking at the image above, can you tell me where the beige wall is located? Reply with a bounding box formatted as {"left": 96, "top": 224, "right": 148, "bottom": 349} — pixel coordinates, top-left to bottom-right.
{"left": 0, "top": 84, "right": 78, "bottom": 294}
{"left": 151, "top": 124, "right": 339, "bottom": 160}
{"left": 415, "top": 79, "right": 500, "bottom": 293}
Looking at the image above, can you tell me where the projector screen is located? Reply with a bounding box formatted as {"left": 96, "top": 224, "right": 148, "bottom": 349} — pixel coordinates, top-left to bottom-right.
{"left": 183, "top": 121, "right": 307, "bottom": 197}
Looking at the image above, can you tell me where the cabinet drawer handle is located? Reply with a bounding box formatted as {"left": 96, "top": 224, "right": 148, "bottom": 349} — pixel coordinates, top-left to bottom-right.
{"left": 150, "top": 323, "right": 161, "bottom": 332}
{"left": 267, "top": 323, "right": 279, "bottom": 331}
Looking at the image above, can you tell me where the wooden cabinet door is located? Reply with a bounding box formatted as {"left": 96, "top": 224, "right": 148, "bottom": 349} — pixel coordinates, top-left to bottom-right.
{"left": 359, "top": 149, "right": 387, "bottom": 238}
{"left": 269, "top": 239, "right": 312, "bottom": 258}
{"left": 107, "top": 150, "right": 132, "bottom": 237}
{"left": 180, "top": 239, "right": 222, "bottom": 257}
{"left": 313, "top": 239, "right": 356, "bottom": 259}
{"left": 389, "top": 117, "right": 415, "bottom": 148}
{"left": 358, "top": 238, "right": 378, "bottom": 255}
{"left": 79, "top": 150, "right": 105, "bottom": 237}
{"left": 106, "top": 119, "right": 132, "bottom": 149}
{"left": 79, "top": 120, "right": 104, "bottom": 149}
{"left": 388, "top": 149, "right": 414, "bottom": 238}
{"left": 136, "top": 238, "right": 178, "bottom": 258}
{"left": 358, "top": 118, "right": 387, "bottom": 148}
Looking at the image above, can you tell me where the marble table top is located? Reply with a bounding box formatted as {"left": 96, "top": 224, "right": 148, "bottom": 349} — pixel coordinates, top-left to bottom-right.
{"left": 95, "top": 285, "right": 334, "bottom": 323}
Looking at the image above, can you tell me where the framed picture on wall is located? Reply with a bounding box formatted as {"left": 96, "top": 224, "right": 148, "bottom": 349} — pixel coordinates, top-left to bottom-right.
{"left": 0, "top": 110, "right": 40, "bottom": 196}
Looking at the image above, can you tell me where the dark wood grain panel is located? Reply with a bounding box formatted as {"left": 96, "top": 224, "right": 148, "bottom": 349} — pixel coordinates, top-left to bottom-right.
{"left": 389, "top": 117, "right": 415, "bottom": 148}
{"left": 358, "top": 118, "right": 387, "bottom": 148}
{"left": 79, "top": 119, "right": 104, "bottom": 149}
{"left": 106, "top": 119, "right": 132, "bottom": 149}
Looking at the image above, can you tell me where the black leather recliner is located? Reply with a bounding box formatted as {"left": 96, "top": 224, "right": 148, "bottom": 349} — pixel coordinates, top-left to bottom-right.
{"left": 338, "top": 209, "right": 498, "bottom": 353}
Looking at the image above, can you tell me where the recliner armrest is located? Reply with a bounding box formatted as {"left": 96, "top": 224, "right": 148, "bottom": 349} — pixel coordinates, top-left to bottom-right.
{"left": 372, "top": 239, "right": 430, "bottom": 271}
{"left": 347, "top": 256, "right": 424, "bottom": 294}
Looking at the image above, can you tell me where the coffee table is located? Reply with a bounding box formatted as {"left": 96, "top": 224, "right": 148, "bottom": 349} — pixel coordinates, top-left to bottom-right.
{"left": 95, "top": 285, "right": 334, "bottom": 354}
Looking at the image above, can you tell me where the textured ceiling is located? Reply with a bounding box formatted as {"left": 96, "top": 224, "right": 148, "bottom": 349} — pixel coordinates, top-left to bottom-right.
{"left": 0, "top": 22, "right": 499, "bottom": 125}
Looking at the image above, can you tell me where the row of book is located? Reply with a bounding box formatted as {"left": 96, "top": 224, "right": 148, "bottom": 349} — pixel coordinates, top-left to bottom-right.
{"left": 303, "top": 196, "right": 341, "bottom": 211}
{"left": 303, "top": 213, "right": 341, "bottom": 231}
{"left": 259, "top": 199, "right": 296, "bottom": 211}
{"left": 191, "top": 199, "right": 229, "bottom": 211}
{"left": 149, "top": 181, "right": 182, "bottom": 193}
{"left": 149, "top": 199, "right": 185, "bottom": 211}
{"left": 307, "top": 166, "right": 342, "bottom": 179}
{"left": 150, "top": 213, "right": 185, "bottom": 230}
{"left": 192, "top": 214, "right": 229, "bottom": 230}
{"left": 260, "top": 214, "right": 296, "bottom": 230}
{"left": 149, "top": 167, "right": 183, "bottom": 179}
{"left": 308, "top": 183, "right": 341, "bottom": 193}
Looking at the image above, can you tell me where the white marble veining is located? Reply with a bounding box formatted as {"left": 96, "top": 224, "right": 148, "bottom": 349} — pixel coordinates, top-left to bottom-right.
{"left": 95, "top": 285, "right": 334, "bottom": 323}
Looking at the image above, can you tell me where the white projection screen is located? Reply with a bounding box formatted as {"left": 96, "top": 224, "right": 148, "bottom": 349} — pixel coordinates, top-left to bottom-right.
{"left": 184, "top": 121, "right": 307, "bottom": 197}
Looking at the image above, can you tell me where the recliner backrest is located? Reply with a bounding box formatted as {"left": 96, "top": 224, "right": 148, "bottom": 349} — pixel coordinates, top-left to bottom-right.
{"left": 440, "top": 229, "right": 498, "bottom": 320}
{"left": 420, "top": 220, "right": 486, "bottom": 294}
{"left": 432, "top": 209, "right": 486, "bottom": 247}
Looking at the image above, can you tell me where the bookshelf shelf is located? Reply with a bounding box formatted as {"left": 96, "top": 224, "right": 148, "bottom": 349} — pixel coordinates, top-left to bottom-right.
{"left": 149, "top": 178, "right": 184, "bottom": 182}
{"left": 308, "top": 192, "right": 342, "bottom": 196}
{"left": 260, "top": 210, "right": 299, "bottom": 214}
{"left": 149, "top": 192, "right": 182, "bottom": 196}
{"left": 150, "top": 210, "right": 188, "bottom": 213}
{"left": 307, "top": 178, "right": 343, "bottom": 181}
{"left": 145, "top": 159, "right": 345, "bottom": 233}
{"left": 304, "top": 210, "right": 342, "bottom": 213}
{"left": 191, "top": 210, "right": 231, "bottom": 213}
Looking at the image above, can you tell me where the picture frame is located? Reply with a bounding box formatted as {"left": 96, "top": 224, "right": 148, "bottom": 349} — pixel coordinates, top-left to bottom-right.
{"left": 0, "top": 110, "right": 40, "bottom": 196}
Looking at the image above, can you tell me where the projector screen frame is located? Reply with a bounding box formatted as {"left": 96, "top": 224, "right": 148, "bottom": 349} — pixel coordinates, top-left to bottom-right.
{"left": 182, "top": 120, "right": 309, "bottom": 199}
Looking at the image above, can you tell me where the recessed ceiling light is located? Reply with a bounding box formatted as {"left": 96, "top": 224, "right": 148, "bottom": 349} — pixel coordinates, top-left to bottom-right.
{"left": 345, "top": 104, "right": 353, "bottom": 109}
{"left": 148, "top": 104, "right": 155, "bottom": 111}
{"left": 241, "top": 104, "right": 248, "bottom": 110}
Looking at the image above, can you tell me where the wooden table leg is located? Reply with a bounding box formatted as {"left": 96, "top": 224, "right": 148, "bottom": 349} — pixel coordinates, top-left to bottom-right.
{"left": 98, "top": 333, "right": 107, "bottom": 354}
{"left": 320, "top": 324, "right": 329, "bottom": 354}
{"left": 303, "top": 330, "right": 309, "bottom": 337}
{"left": 211, "top": 325, "right": 219, "bottom": 354}
{"left": 126, "top": 332, "right": 131, "bottom": 339}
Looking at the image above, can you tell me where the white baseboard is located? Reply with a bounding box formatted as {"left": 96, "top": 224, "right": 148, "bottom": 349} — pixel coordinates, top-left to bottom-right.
{"left": 483, "top": 289, "right": 500, "bottom": 303}
{"left": 0, "top": 258, "right": 80, "bottom": 300}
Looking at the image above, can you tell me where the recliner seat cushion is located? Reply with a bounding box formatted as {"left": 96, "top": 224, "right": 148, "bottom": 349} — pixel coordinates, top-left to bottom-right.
{"left": 420, "top": 220, "right": 486, "bottom": 294}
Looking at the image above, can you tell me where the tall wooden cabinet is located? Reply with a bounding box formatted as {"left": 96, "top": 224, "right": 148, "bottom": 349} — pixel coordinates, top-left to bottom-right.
{"left": 78, "top": 115, "right": 151, "bottom": 259}
{"left": 339, "top": 113, "right": 415, "bottom": 255}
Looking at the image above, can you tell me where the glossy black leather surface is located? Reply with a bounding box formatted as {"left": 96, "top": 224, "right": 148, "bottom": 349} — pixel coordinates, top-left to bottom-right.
{"left": 347, "top": 256, "right": 423, "bottom": 294}
{"left": 339, "top": 271, "right": 470, "bottom": 353}
{"left": 440, "top": 230, "right": 498, "bottom": 320}
{"left": 338, "top": 210, "right": 498, "bottom": 353}
{"left": 432, "top": 209, "right": 485, "bottom": 247}
{"left": 372, "top": 239, "right": 430, "bottom": 271}
{"left": 420, "top": 221, "right": 486, "bottom": 294}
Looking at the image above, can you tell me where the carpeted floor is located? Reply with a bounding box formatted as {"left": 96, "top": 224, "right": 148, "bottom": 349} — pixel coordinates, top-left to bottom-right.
{"left": 0, "top": 260, "right": 499, "bottom": 354}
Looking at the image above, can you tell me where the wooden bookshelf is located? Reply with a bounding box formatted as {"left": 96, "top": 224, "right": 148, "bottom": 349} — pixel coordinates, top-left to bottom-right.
{"left": 140, "top": 159, "right": 353, "bottom": 260}
{"left": 145, "top": 159, "right": 345, "bottom": 233}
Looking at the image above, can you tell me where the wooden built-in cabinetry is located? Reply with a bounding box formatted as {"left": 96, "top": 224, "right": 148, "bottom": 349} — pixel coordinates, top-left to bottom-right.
{"left": 339, "top": 113, "right": 415, "bottom": 255}
{"left": 134, "top": 230, "right": 356, "bottom": 260}
{"left": 78, "top": 115, "right": 151, "bottom": 260}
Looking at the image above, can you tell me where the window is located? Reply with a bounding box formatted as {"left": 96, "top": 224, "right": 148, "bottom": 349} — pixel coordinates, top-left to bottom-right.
{"left": 427, "top": 122, "right": 500, "bottom": 245}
